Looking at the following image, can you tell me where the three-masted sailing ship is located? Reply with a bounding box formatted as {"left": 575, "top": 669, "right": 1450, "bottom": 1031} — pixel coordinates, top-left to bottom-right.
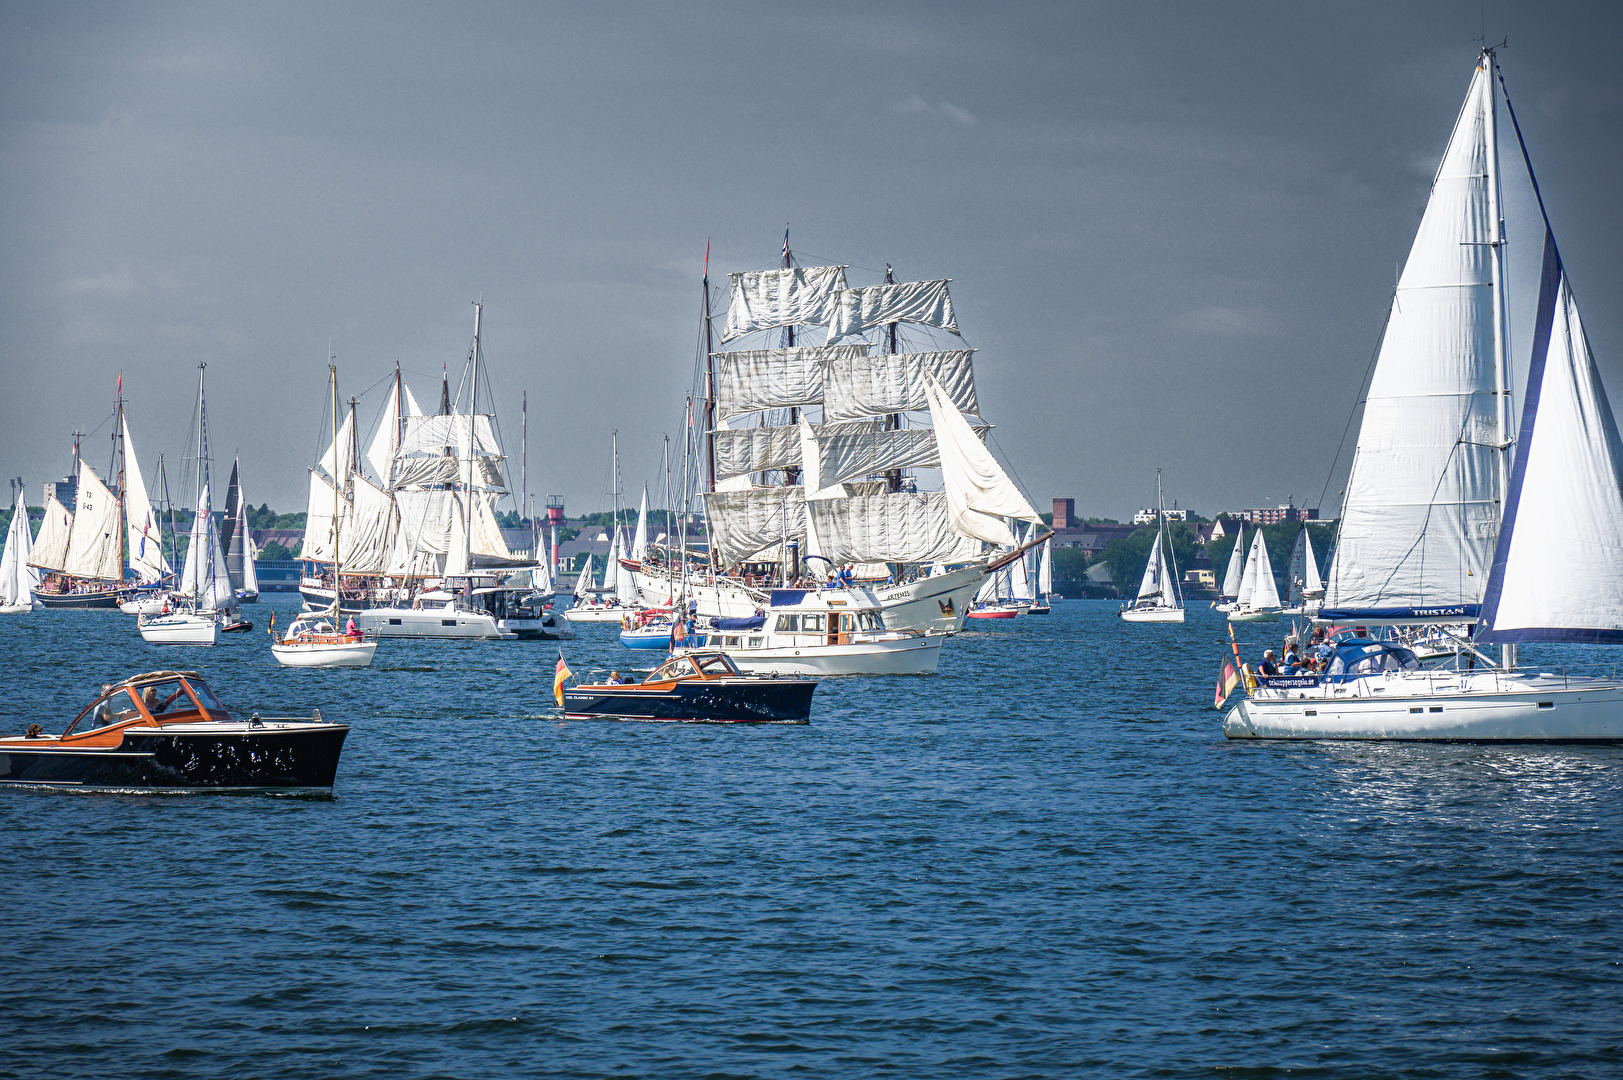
{"left": 28, "top": 380, "right": 172, "bottom": 609}
{"left": 629, "top": 241, "right": 1046, "bottom": 632}
{"left": 1224, "top": 48, "right": 1623, "bottom": 740}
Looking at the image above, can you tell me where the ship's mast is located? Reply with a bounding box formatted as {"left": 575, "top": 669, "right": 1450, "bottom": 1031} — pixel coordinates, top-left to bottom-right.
{"left": 883, "top": 263, "right": 902, "bottom": 494}
{"left": 466, "top": 302, "right": 482, "bottom": 576}
{"left": 703, "top": 242, "right": 716, "bottom": 493}
{"left": 1483, "top": 46, "right": 1515, "bottom": 671}
{"left": 783, "top": 231, "right": 801, "bottom": 487}
{"left": 114, "top": 379, "right": 128, "bottom": 580}
{"left": 329, "top": 364, "right": 343, "bottom": 614}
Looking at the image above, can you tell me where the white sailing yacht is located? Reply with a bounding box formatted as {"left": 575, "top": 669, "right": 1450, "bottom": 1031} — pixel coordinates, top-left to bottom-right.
{"left": 0, "top": 480, "right": 39, "bottom": 613}
{"left": 1213, "top": 526, "right": 1245, "bottom": 612}
{"left": 1224, "top": 48, "right": 1623, "bottom": 741}
{"left": 1029, "top": 538, "right": 1054, "bottom": 613}
{"left": 1280, "top": 526, "right": 1324, "bottom": 616}
{"left": 141, "top": 365, "right": 234, "bottom": 645}
{"left": 629, "top": 247, "right": 1045, "bottom": 634}
{"left": 30, "top": 384, "right": 171, "bottom": 609}
{"left": 1227, "top": 529, "right": 1281, "bottom": 623}
{"left": 222, "top": 457, "right": 259, "bottom": 603}
{"left": 1121, "top": 473, "right": 1184, "bottom": 623}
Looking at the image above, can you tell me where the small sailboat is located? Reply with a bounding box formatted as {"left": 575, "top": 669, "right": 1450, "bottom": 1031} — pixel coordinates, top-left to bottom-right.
{"left": 1213, "top": 526, "right": 1245, "bottom": 612}
{"left": 1029, "top": 538, "right": 1054, "bottom": 613}
{"left": 273, "top": 365, "right": 378, "bottom": 668}
{"left": 0, "top": 480, "right": 40, "bottom": 613}
{"left": 221, "top": 457, "right": 259, "bottom": 603}
{"left": 1280, "top": 525, "right": 1324, "bottom": 616}
{"left": 1121, "top": 472, "right": 1184, "bottom": 623}
{"left": 966, "top": 563, "right": 1019, "bottom": 618}
{"left": 1227, "top": 530, "right": 1281, "bottom": 623}
{"left": 564, "top": 554, "right": 629, "bottom": 622}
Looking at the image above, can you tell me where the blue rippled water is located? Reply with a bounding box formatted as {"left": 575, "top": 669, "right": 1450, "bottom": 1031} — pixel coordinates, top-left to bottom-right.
{"left": 3, "top": 596, "right": 1621, "bottom": 1078}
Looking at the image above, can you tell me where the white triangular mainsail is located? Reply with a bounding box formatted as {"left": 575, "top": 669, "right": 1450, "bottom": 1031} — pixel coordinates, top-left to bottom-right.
{"left": 1, "top": 497, "right": 40, "bottom": 606}
{"left": 1480, "top": 235, "right": 1623, "bottom": 643}
{"left": 122, "top": 415, "right": 170, "bottom": 584}
{"left": 632, "top": 485, "right": 649, "bottom": 560}
{"left": 1037, "top": 539, "right": 1053, "bottom": 596}
{"left": 1137, "top": 537, "right": 1166, "bottom": 602}
{"left": 28, "top": 495, "right": 73, "bottom": 574}
{"left": 1325, "top": 61, "right": 1499, "bottom": 617}
{"left": 1239, "top": 530, "right": 1281, "bottom": 611}
{"left": 242, "top": 533, "right": 260, "bottom": 596}
{"left": 1220, "top": 527, "right": 1246, "bottom": 599}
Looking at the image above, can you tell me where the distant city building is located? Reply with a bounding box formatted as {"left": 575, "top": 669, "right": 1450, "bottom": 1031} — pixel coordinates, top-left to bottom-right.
{"left": 1192, "top": 521, "right": 1226, "bottom": 546}
{"left": 1233, "top": 504, "right": 1319, "bottom": 526}
{"left": 43, "top": 475, "right": 75, "bottom": 512}
{"left": 1052, "top": 498, "right": 1077, "bottom": 530}
{"left": 1047, "top": 496, "right": 1138, "bottom": 549}
{"left": 1131, "top": 505, "right": 1188, "bottom": 525}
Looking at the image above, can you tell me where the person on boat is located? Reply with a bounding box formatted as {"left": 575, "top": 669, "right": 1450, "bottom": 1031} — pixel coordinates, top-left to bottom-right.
{"left": 1258, "top": 650, "right": 1279, "bottom": 677}
{"left": 92, "top": 685, "right": 115, "bottom": 727}
{"left": 345, "top": 616, "right": 360, "bottom": 639}
{"left": 607, "top": 671, "right": 626, "bottom": 684}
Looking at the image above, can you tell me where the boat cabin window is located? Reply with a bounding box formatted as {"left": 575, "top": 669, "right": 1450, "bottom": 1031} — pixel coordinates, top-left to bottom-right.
{"left": 648, "top": 657, "right": 697, "bottom": 682}
{"left": 801, "top": 613, "right": 826, "bottom": 633}
{"left": 854, "top": 612, "right": 882, "bottom": 631}
{"left": 776, "top": 614, "right": 800, "bottom": 632}
{"left": 63, "top": 688, "right": 144, "bottom": 736}
{"left": 696, "top": 654, "right": 739, "bottom": 676}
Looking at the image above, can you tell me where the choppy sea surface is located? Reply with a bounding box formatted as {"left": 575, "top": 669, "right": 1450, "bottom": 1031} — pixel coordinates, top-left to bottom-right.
{"left": 3, "top": 596, "right": 1621, "bottom": 1078}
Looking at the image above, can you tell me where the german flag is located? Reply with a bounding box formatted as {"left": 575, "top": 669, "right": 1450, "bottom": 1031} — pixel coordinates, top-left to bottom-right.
{"left": 553, "top": 651, "right": 572, "bottom": 707}
{"left": 1213, "top": 659, "right": 1240, "bottom": 709}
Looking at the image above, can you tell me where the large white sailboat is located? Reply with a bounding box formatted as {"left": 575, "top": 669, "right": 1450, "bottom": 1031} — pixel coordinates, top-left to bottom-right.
{"left": 1121, "top": 472, "right": 1184, "bottom": 623}
{"left": 0, "top": 480, "right": 40, "bottom": 613}
{"left": 1224, "top": 48, "right": 1623, "bottom": 741}
{"left": 628, "top": 245, "right": 1045, "bottom": 634}
{"left": 1227, "top": 529, "right": 1282, "bottom": 623}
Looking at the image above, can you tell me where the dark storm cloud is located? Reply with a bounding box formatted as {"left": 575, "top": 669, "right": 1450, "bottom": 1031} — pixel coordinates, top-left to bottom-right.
{"left": 2, "top": 1, "right": 1620, "bottom": 519}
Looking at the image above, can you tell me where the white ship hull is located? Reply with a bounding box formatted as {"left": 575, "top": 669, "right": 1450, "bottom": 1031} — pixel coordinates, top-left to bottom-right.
{"left": 1223, "top": 672, "right": 1623, "bottom": 741}
{"left": 121, "top": 595, "right": 169, "bottom": 615}
{"left": 632, "top": 570, "right": 763, "bottom": 619}
{"left": 676, "top": 634, "right": 942, "bottom": 676}
{"left": 868, "top": 565, "right": 986, "bottom": 633}
{"left": 1120, "top": 606, "right": 1184, "bottom": 623}
{"left": 355, "top": 606, "right": 512, "bottom": 640}
{"left": 139, "top": 612, "right": 219, "bottom": 645}
{"left": 271, "top": 640, "right": 378, "bottom": 667}
{"left": 0, "top": 603, "right": 30, "bottom": 614}
{"left": 563, "top": 604, "right": 635, "bottom": 623}
{"left": 1228, "top": 608, "right": 1281, "bottom": 623}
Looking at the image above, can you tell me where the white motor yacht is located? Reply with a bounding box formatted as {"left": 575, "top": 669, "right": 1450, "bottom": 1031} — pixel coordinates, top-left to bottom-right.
{"left": 675, "top": 591, "right": 944, "bottom": 675}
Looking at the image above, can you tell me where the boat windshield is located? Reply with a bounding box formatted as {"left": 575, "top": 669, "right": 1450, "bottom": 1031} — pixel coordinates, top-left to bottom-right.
{"left": 647, "top": 657, "right": 697, "bottom": 682}
{"left": 135, "top": 679, "right": 193, "bottom": 716}
{"left": 695, "top": 654, "right": 740, "bottom": 676}
{"left": 63, "top": 688, "right": 144, "bottom": 736}
{"left": 185, "top": 678, "right": 227, "bottom": 712}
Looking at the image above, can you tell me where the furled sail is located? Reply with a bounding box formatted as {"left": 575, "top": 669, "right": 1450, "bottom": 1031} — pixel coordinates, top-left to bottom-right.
{"left": 815, "top": 423, "right": 957, "bottom": 488}
{"left": 703, "top": 486, "right": 807, "bottom": 567}
{"left": 713, "top": 346, "right": 867, "bottom": 422}
{"left": 923, "top": 375, "right": 1040, "bottom": 546}
{"left": 722, "top": 265, "right": 848, "bottom": 342}
{"left": 1324, "top": 62, "right": 1499, "bottom": 619}
{"left": 806, "top": 491, "right": 983, "bottom": 565}
{"left": 398, "top": 414, "right": 503, "bottom": 462}
{"left": 827, "top": 280, "right": 958, "bottom": 345}
{"left": 64, "top": 460, "right": 122, "bottom": 581}
{"left": 1479, "top": 234, "right": 1623, "bottom": 643}
{"left": 28, "top": 495, "right": 73, "bottom": 573}
{"left": 821, "top": 350, "right": 978, "bottom": 422}
{"left": 122, "top": 416, "right": 170, "bottom": 584}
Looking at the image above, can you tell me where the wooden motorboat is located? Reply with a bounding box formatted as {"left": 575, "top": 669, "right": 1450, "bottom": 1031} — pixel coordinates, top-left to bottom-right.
{"left": 0, "top": 670, "right": 349, "bottom": 792}
{"left": 271, "top": 612, "right": 378, "bottom": 668}
{"left": 562, "top": 652, "right": 816, "bottom": 723}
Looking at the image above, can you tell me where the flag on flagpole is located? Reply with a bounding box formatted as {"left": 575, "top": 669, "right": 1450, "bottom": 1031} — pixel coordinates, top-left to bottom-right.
{"left": 782, "top": 226, "right": 790, "bottom": 265}
{"left": 553, "top": 651, "right": 572, "bottom": 706}
{"left": 268, "top": 610, "right": 277, "bottom": 639}
{"left": 1214, "top": 659, "right": 1240, "bottom": 709}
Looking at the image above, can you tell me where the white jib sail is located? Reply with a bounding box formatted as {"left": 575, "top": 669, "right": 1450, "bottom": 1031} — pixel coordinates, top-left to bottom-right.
{"left": 1008, "top": 525, "right": 1035, "bottom": 601}
{"left": 614, "top": 528, "right": 638, "bottom": 605}
{"left": 366, "top": 385, "right": 401, "bottom": 487}
{"left": 1302, "top": 529, "right": 1323, "bottom": 598}
{"left": 826, "top": 280, "right": 959, "bottom": 344}
{"left": 302, "top": 470, "right": 342, "bottom": 564}
{"left": 723, "top": 266, "right": 848, "bottom": 341}
{"left": 575, "top": 556, "right": 593, "bottom": 599}
{"left": 242, "top": 533, "right": 260, "bottom": 595}
{"left": 1325, "top": 62, "right": 1499, "bottom": 614}
{"left": 64, "top": 460, "right": 123, "bottom": 581}
{"left": 1138, "top": 536, "right": 1165, "bottom": 602}
{"left": 205, "top": 514, "right": 234, "bottom": 612}
{"left": 121, "top": 415, "right": 171, "bottom": 584}
{"left": 28, "top": 495, "right": 73, "bottom": 573}
{"left": 1038, "top": 539, "right": 1053, "bottom": 596}
{"left": 318, "top": 410, "right": 355, "bottom": 485}
{"left": 923, "top": 374, "right": 1040, "bottom": 546}
{"left": 602, "top": 529, "right": 621, "bottom": 592}
{"left": 1481, "top": 242, "right": 1623, "bottom": 641}
{"left": 1220, "top": 527, "right": 1246, "bottom": 599}
{"left": 1288, "top": 529, "right": 1308, "bottom": 605}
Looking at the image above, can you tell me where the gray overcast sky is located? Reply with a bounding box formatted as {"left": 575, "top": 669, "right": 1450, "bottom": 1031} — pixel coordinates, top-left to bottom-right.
{"left": 3, "top": 1, "right": 1620, "bottom": 521}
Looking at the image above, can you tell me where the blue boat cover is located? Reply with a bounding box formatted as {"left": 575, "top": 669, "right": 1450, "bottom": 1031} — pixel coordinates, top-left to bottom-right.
{"left": 714, "top": 616, "right": 766, "bottom": 630}
{"left": 770, "top": 590, "right": 808, "bottom": 607}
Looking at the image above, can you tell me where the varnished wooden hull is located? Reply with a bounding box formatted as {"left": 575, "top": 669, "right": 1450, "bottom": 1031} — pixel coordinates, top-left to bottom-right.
{"left": 0, "top": 722, "right": 349, "bottom": 791}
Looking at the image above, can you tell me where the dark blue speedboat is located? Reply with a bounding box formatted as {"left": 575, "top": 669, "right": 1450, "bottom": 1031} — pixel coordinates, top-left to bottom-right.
{"left": 561, "top": 652, "right": 816, "bottom": 723}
